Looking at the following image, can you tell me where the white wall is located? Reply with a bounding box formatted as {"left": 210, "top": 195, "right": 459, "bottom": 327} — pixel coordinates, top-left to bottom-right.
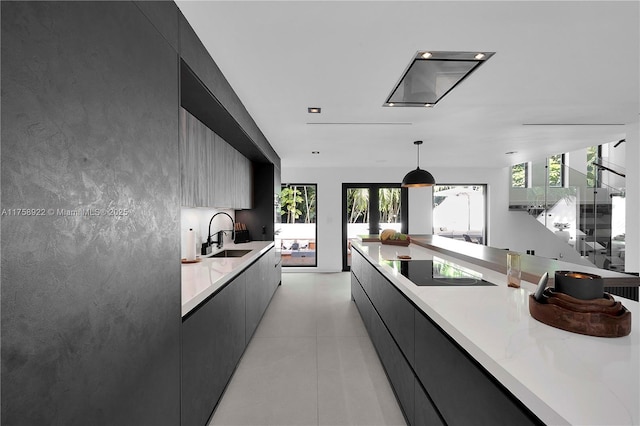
{"left": 180, "top": 208, "right": 235, "bottom": 258}
{"left": 625, "top": 123, "right": 639, "bottom": 272}
{"left": 602, "top": 141, "right": 626, "bottom": 191}
{"left": 282, "top": 162, "right": 640, "bottom": 272}
{"left": 282, "top": 166, "right": 513, "bottom": 272}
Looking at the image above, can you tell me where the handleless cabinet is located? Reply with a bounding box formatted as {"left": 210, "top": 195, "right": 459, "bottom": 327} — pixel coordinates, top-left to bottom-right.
{"left": 414, "top": 378, "right": 444, "bottom": 426}
{"left": 245, "top": 247, "right": 275, "bottom": 343}
{"left": 179, "top": 107, "right": 202, "bottom": 207}
{"left": 179, "top": 107, "right": 252, "bottom": 208}
{"left": 181, "top": 273, "right": 246, "bottom": 426}
{"left": 350, "top": 250, "right": 416, "bottom": 425}
{"left": 414, "top": 310, "right": 539, "bottom": 426}
{"left": 232, "top": 147, "right": 252, "bottom": 209}
{"left": 212, "top": 131, "right": 233, "bottom": 208}
{"left": 182, "top": 246, "right": 279, "bottom": 425}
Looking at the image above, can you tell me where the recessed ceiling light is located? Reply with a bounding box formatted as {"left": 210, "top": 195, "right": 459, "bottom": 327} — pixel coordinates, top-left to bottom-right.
{"left": 388, "top": 102, "right": 395, "bottom": 107}
{"left": 312, "top": 151, "right": 320, "bottom": 154}
{"left": 425, "top": 103, "right": 433, "bottom": 107}
{"left": 384, "top": 51, "right": 495, "bottom": 107}
{"left": 308, "top": 107, "right": 321, "bottom": 113}
{"left": 505, "top": 151, "right": 518, "bottom": 155}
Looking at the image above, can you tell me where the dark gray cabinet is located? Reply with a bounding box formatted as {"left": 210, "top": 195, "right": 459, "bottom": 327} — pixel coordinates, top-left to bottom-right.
{"left": 370, "top": 269, "right": 415, "bottom": 367}
{"left": 414, "top": 310, "right": 540, "bottom": 426}
{"left": 182, "top": 246, "right": 278, "bottom": 425}
{"left": 351, "top": 251, "right": 415, "bottom": 425}
{"left": 236, "top": 163, "right": 281, "bottom": 245}
{"left": 351, "top": 247, "right": 541, "bottom": 426}
{"left": 370, "top": 300, "right": 415, "bottom": 426}
{"left": 351, "top": 273, "right": 371, "bottom": 334}
{"left": 245, "top": 247, "right": 276, "bottom": 343}
{"left": 181, "top": 273, "right": 246, "bottom": 426}
{"left": 414, "top": 379, "right": 444, "bottom": 426}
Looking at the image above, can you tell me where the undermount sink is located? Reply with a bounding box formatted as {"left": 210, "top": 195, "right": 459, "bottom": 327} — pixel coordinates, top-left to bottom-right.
{"left": 208, "top": 249, "right": 252, "bottom": 258}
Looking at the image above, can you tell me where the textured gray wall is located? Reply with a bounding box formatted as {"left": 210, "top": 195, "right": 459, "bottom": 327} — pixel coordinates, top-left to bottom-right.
{"left": 1, "top": 2, "right": 181, "bottom": 425}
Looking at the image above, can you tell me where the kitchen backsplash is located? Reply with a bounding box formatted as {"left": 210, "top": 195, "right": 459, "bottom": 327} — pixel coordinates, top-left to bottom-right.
{"left": 181, "top": 207, "right": 236, "bottom": 258}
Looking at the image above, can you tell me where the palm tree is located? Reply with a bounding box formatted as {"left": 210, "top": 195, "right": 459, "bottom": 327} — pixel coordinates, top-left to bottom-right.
{"left": 280, "top": 186, "right": 303, "bottom": 223}
{"left": 347, "top": 188, "right": 369, "bottom": 223}
{"left": 379, "top": 188, "right": 401, "bottom": 223}
{"left": 302, "top": 185, "right": 316, "bottom": 223}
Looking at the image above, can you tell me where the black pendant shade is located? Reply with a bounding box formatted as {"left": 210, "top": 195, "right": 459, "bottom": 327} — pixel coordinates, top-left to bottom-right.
{"left": 402, "top": 141, "right": 435, "bottom": 187}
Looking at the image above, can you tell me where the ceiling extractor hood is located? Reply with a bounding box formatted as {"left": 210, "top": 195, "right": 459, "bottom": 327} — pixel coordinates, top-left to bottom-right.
{"left": 384, "top": 51, "right": 494, "bottom": 107}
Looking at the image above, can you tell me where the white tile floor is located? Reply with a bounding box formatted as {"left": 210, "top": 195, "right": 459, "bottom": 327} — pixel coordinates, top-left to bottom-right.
{"left": 208, "top": 272, "right": 406, "bottom": 426}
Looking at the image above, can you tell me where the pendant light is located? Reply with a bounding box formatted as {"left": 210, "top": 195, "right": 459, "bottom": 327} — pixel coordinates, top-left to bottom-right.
{"left": 401, "top": 140, "right": 436, "bottom": 187}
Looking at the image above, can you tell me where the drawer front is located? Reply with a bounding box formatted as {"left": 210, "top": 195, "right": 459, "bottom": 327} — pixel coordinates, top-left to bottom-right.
{"left": 414, "top": 310, "right": 540, "bottom": 426}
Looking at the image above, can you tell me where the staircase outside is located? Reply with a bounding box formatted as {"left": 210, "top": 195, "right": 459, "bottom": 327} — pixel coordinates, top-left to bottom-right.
{"left": 509, "top": 159, "right": 626, "bottom": 271}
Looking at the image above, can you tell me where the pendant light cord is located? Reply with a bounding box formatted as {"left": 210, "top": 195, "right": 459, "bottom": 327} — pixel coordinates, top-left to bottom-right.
{"left": 414, "top": 140, "right": 423, "bottom": 169}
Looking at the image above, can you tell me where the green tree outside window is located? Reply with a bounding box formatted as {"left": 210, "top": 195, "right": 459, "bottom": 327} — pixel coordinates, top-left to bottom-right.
{"left": 586, "top": 146, "right": 599, "bottom": 188}
{"left": 548, "top": 154, "right": 563, "bottom": 187}
{"left": 512, "top": 163, "right": 527, "bottom": 187}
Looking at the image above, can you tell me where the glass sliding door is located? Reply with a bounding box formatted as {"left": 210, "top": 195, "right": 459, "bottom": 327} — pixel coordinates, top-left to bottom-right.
{"left": 280, "top": 184, "right": 317, "bottom": 267}
{"left": 378, "top": 187, "right": 403, "bottom": 233}
{"left": 342, "top": 183, "right": 408, "bottom": 270}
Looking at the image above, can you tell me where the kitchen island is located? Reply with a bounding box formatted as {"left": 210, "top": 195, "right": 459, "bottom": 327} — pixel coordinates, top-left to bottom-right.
{"left": 351, "top": 239, "right": 638, "bottom": 426}
{"left": 410, "top": 234, "right": 640, "bottom": 288}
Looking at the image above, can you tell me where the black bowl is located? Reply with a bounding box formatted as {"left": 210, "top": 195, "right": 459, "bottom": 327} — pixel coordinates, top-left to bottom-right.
{"left": 554, "top": 271, "right": 604, "bottom": 300}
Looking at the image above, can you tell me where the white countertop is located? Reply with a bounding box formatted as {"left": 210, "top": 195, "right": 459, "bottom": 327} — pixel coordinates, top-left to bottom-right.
{"left": 181, "top": 241, "right": 274, "bottom": 317}
{"left": 354, "top": 240, "right": 639, "bottom": 426}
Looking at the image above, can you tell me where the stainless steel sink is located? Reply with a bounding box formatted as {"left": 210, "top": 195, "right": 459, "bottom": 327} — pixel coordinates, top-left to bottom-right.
{"left": 208, "top": 249, "right": 252, "bottom": 258}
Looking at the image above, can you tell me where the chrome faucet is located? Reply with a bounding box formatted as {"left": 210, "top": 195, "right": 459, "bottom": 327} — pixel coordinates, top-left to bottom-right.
{"left": 207, "top": 212, "right": 236, "bottom": 249}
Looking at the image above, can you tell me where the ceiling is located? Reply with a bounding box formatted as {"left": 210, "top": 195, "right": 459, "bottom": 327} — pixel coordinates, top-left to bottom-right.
{"left": 176, "top": 1, "right": 639, "bottom": 170}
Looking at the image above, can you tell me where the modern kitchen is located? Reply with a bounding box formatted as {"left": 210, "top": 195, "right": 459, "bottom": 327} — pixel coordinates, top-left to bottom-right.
{"left": 1, "top": 2, "right": 639, "bottom": 426}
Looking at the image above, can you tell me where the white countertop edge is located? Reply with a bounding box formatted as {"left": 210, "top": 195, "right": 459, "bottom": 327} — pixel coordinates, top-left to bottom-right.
{"left": 181, "top": 241, "right": 274, "bottom": 317}
{"left": 353, "top": 241, "right": 639, "bottom": 426}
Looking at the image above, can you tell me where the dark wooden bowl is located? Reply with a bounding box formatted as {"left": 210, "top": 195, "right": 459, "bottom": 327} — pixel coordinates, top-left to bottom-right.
{"left": 529, "top": 291, "right": 631, "bottom": 337}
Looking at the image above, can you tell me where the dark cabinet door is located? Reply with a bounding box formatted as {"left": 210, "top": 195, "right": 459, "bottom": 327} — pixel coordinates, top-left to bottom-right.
{"left": 351, "top": 249, "right": 364, "bottom": 282}
{"left": 414, "top": 311, "right": 541, "bottom": 426}
{"left": 351, "top": 249, "right": 374, "bottom": 296}
{"left": 181, "top": 276, "right": 246, "bottom": 426}
{"left": 246, "top": 247, "right": 278, "bottom": 343}
{"left": 353, "top": 257, "right": 415, "bottom": 425}
{"left": 351, "top": 273, "right": 372, "bottom": 334}
{"left": 414, "top": 378, "right": 444, "bottom": 426}
{"left": 370, "top": 302, "right": 414, "bottom": 426}
{"left": 244, "top": 259, "right": 262, "bottom": 343}
{"left": 374, "top": 274, "right": 415, "bottom": 367}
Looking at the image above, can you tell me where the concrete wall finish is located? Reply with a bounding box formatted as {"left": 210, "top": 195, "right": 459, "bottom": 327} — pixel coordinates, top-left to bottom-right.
{"left": 1, "top": 2, "right": 181, "bottom": 424}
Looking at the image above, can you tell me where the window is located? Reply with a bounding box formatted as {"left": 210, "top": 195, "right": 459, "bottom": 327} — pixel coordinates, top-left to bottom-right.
{"left": 433, "top": 185, "right": 487, "bottom": 245}
{"left": 586, "top": 145, "right": 601, "bottom": 188}
{"left": 511, "top": 162, "right": 529, "bottom": 187}
{"left": 279, "top": 184, "right": 317, "bottom": 267}
{"left": 548, "top": 154, "right": 565, "bottom": 187}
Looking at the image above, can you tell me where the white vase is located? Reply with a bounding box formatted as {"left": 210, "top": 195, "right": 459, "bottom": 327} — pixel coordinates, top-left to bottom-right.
{"left": 555, "top": 230, "right": 570, "bottom": 243}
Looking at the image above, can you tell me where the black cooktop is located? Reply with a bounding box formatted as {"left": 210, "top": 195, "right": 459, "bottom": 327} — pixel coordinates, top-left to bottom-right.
{"left": 384, "top": 258, "right": 496, "bottom": 287}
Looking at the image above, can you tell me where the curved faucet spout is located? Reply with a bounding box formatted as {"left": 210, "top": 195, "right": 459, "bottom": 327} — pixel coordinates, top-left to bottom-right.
{"left": 208, "top": 212, "right": 236, "bottom": 248}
